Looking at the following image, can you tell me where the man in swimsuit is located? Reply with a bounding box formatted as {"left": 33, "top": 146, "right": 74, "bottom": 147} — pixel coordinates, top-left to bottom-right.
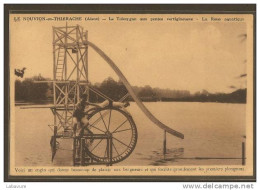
{"left": 73, "top": 93, "right": 130, "bottom": 137}
{"left": 72, "top": 93, "right": 97, "bottom": 137}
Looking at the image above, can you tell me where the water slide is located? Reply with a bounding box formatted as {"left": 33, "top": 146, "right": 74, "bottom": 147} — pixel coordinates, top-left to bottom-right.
{"left": 85, "top": 41, "right": 184, "bottom": 139}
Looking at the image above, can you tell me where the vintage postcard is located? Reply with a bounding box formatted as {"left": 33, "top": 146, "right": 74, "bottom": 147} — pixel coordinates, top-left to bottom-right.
{"left": 4, "top": 4, "right": 256, "bottom": 181}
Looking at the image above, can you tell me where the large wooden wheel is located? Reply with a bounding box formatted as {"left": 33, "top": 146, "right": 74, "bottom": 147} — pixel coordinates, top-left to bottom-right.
{"left": 84, "top": 107, "right": 138, "bottom": 164}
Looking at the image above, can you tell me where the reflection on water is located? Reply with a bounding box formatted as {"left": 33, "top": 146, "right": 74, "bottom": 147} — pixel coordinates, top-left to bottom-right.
{"left": 136, "top": 148, "right": 185, "bottom": 166}
{"left": 15, "top": 102, "right": 246, "bottom": 166}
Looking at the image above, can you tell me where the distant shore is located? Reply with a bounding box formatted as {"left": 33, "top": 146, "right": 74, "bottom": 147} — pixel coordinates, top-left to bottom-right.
{"left": 15, "top": 76, "right": 246, "bottom": 105}
{"left": 15, "top": 99, "right": 246, "bottom": 106}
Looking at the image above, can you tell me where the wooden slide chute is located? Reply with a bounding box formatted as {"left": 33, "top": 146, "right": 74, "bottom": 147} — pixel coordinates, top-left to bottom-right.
{"left": 84, "top": 40, "right": 184, "bottom": 139}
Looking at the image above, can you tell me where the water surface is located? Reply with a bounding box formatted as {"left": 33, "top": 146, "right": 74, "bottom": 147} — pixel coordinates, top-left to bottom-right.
{"left": 15, "top": 102, "right": 246, "bottom": 166}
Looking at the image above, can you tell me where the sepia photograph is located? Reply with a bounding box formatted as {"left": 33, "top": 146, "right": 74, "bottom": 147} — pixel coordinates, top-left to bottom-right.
{"left": 4, "top": 4, "right": 256, "bottom": 182}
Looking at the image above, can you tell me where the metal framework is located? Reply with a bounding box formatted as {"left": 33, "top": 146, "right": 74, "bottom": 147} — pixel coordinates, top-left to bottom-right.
{"left": 50, "top": 24, "right": 121, "bottom": 165}
{"left": 51, "top": 24, "right": 89, "bottom": 134}
{"left": 48, "top": 24, "right": 183, "bottom": 165}
{"left": 73, "top": 135, "right": 113, "bottom": 166}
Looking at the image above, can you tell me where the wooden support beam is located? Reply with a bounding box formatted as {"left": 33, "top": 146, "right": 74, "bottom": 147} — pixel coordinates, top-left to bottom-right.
{"left": 109, "top": 136, "right": 113, "bottom": 166}
{"left": 163, "top": 130, "right": 167, "bottom": 155}
{"left": 80, "top": 138, "right": 85, "bottom": 166}
{"left": 242, "top": 142, "right": 245, "bottom": 165}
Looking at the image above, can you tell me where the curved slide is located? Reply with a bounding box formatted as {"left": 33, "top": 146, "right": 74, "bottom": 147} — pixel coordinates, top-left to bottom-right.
{"left": 85, "top": 41, "right": 184, "bottom": 139}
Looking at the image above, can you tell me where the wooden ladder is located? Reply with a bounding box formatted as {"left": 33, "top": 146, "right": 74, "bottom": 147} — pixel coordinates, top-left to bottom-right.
{"left": 56, "top": 48, "right": 65, "bottom": 80}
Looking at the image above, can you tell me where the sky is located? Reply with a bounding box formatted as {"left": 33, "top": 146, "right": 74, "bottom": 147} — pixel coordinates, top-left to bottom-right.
{"left": 10, "top": 14, "right": 250, "bottom": 93}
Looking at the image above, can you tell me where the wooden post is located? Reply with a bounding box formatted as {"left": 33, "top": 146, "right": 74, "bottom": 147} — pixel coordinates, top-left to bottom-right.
{"left": 51, "top": 125, "right": 57, "bottom": 161}
{"left": 52, "top": 27, "right": 57, "bottom": 132}
{"left": 107, "top": 137, "right": 109, "bottom": 166}
{"left": 80, "top": 138, "right": 85, "bottom": 166}
{"left": 76, "top": 26, "right": 80, "bottom": 103}
{"left": 72, "top": 138, "right": 76, "bottom": 166}
{"left": 163, "top": 130, "right": 167, "bottom": 155}
{"left": 242, "top": 142, "right": 245, "bottom": 165}
{"left": 109, "top": 136, "right": 113, "bottom": 166}
{"left": 85, "top": 30, "right": 89, "bottom": 102}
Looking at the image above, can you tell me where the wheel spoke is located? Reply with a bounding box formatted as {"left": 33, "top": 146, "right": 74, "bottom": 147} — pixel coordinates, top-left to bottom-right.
{"left": 107, "top": 109, "right": 112, "bottom": 131}
{"left": 113, "top": 128, "right": 132, "bottom": 134}
{"left": 90, "top": 139, "right": 103, "bottom": 152}
{"left": 84, "top": 127, "right": 93, "bottom": 134}
{"left": 112, "top": 142, "right": 120, "bottom": 156}
{"left": 104, "top": 145, "right": 107, "bottom": 158}
{"left": 113, "top": 137, "right": 130, "bottom": 148}
{"left": 91, "top": 111, "right": 109, "bottom": 126}
{"left": 112, "top": 119, "right": 128, "bottom": 133}
{"left": 88, "top": 124, "right": 106, "bottom": 133}
{"left": 99, "top": 112, "right": 108, "bottom": 131}
{"left": 86, "top": 108, "right": 137, "bottom": 164}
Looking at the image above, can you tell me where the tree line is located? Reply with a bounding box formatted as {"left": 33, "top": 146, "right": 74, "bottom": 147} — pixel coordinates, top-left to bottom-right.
{"left": 15, "top": 76, "right": 246, "bottom": 103}
{"left": 15, "top": 75, "right": 50, "bottom": 102}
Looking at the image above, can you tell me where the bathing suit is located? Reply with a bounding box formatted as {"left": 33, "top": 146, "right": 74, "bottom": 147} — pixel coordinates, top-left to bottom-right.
{"left": 73, "top": 101, "right": 88, "bottom": 121}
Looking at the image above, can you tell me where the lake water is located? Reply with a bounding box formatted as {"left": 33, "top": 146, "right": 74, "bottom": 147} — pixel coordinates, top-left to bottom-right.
{"left": 15, "top": 102, "right": 246, "bottom": 166}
